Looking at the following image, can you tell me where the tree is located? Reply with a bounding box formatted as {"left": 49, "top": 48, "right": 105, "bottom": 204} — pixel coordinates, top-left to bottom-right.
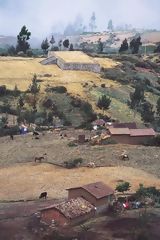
{"left": 41, "top": 38, "right": 50, "bottom": 54}
{"left": 28, "top": 74, "right": 40, "bottom": 111}
{"left": 116, "top": 182, "right": 131, "bottom": 194}
{"left": 97, "top": 95, "right": 111, "bottom": 113}
{"left": 141, "top": 101, "right": 155, "bottom": 123}
{"left": 130, "top": 84, "right": 145, "bottom": 109}
{"left": 63, "top": 39, "right": 70, "bottom": 48}
{"left": 154, "top": 43, "right": 160, "bottom": 53}
{"left": 50, "top": 35, "right": 55, "bottom": 49}
{"left": 108, "top": 19, "right": 113, "bottom": 31}
{"left": 58, "top": 40, "right": 62, "bottom": 50}
{"left": 130, "top": 36, "right": 142, "bottom": 54}
{"left": 8, "top": 45, "right": 16, "bottom": 56}
{"left": 156, "top": 97, "right": 160, "bottom": 116}
{"left": 18, "top": 96, "right": 24, "bottom": 109}
{"left": 119, "top": 38, "right": 129, "bottom": 53}
{"left": 97, "top": 38, "right": 103, "bottom": 53}
{"left": 69, "top": 43, "right": 74, "bottom": 51}
{"left": 89, "top": 12, "right": 97, "bottom": 32}
{"left": 16, "top": 25, "right": 31, "bottom": 53}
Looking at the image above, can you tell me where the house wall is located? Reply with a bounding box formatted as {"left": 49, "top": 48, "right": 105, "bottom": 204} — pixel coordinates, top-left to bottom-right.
{"left": 41, "top": 209, "right": 68, "bottom": 226}
{"left": 129, "top": 136, "right": 153, "bottom": 145}
{"left": 41, "top": 208, "right": 95, "bottom": 226}
{"left": 68, "top": 188, "right": 114, "bottom": 213}
{"left": 111, "top": 135, "right": 153, "bottom": 145}
{"left": 110, "top": 135, "right": 130, "bottom": 144}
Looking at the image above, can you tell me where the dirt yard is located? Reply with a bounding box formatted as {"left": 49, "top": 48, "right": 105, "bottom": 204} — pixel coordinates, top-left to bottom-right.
{"left": 0, "top": 163, "right": 159, "bottom": 201}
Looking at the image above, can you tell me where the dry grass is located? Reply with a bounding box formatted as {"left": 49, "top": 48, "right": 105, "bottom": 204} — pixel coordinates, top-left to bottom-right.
{"left": 0, "top": 163, "right": 159, "bottom": 201}
{"left": 54, "top": 51, "right": 95, "bottom": 63}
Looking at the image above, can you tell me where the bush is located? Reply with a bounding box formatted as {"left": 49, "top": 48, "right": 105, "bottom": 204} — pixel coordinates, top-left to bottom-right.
{"left": 68, "top": 141, "right": 78, "bottom": 147}
{"left": 42, "top": 98, "right": 53, "bottom": 109}
{"left": 0, "top": 85, "right": 7, "bottom": 96}
{"left": 47, "top": 86, "right": 67, "bottom": 94}
{"left": 70, "top": 97, "right": 82, "bottom": 108}
{"left": 64, "top": 158, "right": 83, "bottom": 169}
{"left": 0, "top": 126, "right": 20, "bottom": 137}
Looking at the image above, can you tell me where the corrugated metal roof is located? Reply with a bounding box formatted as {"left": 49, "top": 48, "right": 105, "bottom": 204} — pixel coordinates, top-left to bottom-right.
{"left": 82, "top": 182, "right": 114, "bottom": 199}
{"left": 112, "top": 122, "right": 137, "bottom": 129}
{"left": 130, "top": 128, "right": 156, "bottom": 136}
{"left": 40, "top": 197, "right": 95, "bottom": 219}
{"left": 109, "top": 128, "right": 130, "bottom": 135}
{"left": 67, "top": 182, "right": 114, "bottom": 199}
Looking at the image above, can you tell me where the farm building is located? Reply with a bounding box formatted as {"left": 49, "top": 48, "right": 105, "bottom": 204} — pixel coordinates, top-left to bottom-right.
{"left": 67, "top": 182, "right": 115, "bottom": 213}
{"left": 40, "top": 197, "right": 95, "bottom": 226}
{"left": 41, "top": 51, "right": 101, "bottom": 73}
{"left": 108, "top": 127, "right": 156, "bottom": 145}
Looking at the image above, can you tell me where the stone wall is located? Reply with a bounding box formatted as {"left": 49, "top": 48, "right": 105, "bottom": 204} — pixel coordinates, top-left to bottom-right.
{"left": 57, "top": 57, "right": 101, "bottom": 73}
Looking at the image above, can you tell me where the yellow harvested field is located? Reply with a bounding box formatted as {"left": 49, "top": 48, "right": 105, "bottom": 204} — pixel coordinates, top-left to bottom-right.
{"left": 0, "top": 163, "right": 159, "bottom": 201}
{"left": 54, "top": 51, "right": 95, "bottom": 63}
{"left": 0, "top": 56, "right": 119, "bottom": 102}
{"left": 94, "top": 57, "right": 120, "bottom": 68}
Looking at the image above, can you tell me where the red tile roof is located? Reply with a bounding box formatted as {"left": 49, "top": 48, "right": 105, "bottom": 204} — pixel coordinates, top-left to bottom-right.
{"left": 67, "top": 182, "right": 114, "bottom": 199}
{"left": 109, "top": 128, "right": 130, "bottom": 135}
{"left": 130, "top": 128, "right": 156, "bottom": 137}
{"left": 40, "top": 197, "right": 95, "bottom": 219}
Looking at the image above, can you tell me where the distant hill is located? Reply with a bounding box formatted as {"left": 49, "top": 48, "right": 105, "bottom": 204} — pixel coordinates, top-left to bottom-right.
{"left": 0, "top": 35, "right": 41, "bottom": 49}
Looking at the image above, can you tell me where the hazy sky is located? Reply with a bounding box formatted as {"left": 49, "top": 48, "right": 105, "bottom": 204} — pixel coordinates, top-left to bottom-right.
{"left": 0, "top": 0, "right": 159, "bottom": 37}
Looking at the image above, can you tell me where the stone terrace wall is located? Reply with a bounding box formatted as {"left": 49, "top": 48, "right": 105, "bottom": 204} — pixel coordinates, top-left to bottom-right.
{"left": 57, "top": 57, "right": 101, "bottom": 73}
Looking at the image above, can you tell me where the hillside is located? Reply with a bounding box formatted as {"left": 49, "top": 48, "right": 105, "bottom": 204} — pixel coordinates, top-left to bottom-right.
{"left": 0, "top": 55, "right": 151, "bottom": 126}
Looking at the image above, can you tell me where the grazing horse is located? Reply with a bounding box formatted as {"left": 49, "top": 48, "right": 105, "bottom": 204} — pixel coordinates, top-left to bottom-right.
{"left": 35, "top": 153, "right": 47, "bottom": 163}
{"left": 39, "top": 192, "right": 47, "bottom": 199}
{"left": 35, "top": 156, "right": 44, "bottom": 162}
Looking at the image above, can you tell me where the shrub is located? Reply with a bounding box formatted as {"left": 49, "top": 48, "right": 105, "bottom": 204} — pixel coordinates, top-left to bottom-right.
{"left": 48, "top": 86, "right": 67, "bottom": 93}
{"left": 0, "top": 85, "right": 7, "bottom": 96}
{"left": 64, "top": 158, "right": 83, "bottom": 169}
{"left": 101, "top": 83, "right": 106, "bottom": 88}
{"left": 0, "top": 126, "right": 20, "bottom": 137}
{"left": 115, "top": 181, "right": 131, "bottom": 194}
{"left": 70, "top": 97, "right": 82, "bottom": 108}
{"left": 68, "top": 141, "right": 78, "bottom": 147}
{"left": 42, "top": 98, "right": 53, "bottom": 109}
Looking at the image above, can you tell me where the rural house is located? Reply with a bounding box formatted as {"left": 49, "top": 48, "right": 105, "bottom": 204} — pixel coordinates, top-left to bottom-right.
{"left": 108, "top": 127, "right": 156, "bottom": 145}
{"left": 40, "top": 197, "right": 95, "bottom": 226}
{"left": 67, "top": 182, "right": 115, "bottom": 213}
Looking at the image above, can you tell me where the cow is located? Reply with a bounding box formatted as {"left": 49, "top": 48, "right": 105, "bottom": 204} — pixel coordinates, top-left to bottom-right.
{"left": 39, "top": 192, "right": 47, "bottom": 199}
{"left": 87, "top": 162, "right": 96, "bottom": 168}
{"left": 33, "top": 131, "right": 40, "bottom": 136}
{"left": 10, "top": 135, "right": 14, "bottom": 140}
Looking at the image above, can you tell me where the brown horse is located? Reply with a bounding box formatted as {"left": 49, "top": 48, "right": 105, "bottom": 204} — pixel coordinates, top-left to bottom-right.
{"left": 35, "top": 153, "right": 47, "bottom": 163}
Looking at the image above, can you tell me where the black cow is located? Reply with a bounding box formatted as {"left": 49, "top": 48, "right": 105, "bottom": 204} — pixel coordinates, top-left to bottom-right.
{"left": 39, "top": 192, "right": 47, "bottom": 199}
{"left": 33, "top": 131, "right": 39, "bottom": 136}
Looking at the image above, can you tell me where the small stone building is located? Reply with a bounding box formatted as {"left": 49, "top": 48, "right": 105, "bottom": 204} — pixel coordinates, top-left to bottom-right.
{"left": 67, "top": 182, "right": 114, "bottom": 213}
{"left": 108, "top": 128, "right": 156, "bottom": 145}
{"left": 41, "top": 51, "right": 101, "bottom": 73}
{"left": 40, "top": 197, "right": 95, "bottom": 226}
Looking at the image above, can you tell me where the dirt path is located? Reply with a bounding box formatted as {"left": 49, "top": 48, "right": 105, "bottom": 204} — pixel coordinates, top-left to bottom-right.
{"left": 0, "top": 163, "right": 159, "bottom": 201}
